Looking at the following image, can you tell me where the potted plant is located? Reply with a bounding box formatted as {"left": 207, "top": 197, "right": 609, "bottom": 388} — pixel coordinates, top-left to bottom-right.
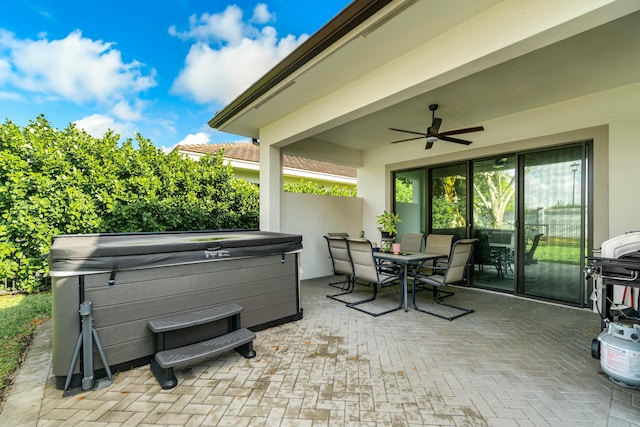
{"left": 376, "top": 210, "right": 401, "bottom": 240}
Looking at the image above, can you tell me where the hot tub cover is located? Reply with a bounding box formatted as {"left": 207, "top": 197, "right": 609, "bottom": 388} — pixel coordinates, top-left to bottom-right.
{"left": 48, "top": 229, "right": 303, "bottom": 277}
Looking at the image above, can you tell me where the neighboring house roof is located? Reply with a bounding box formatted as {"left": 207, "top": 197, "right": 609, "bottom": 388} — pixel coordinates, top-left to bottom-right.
{"left": 176, "top": 142, "right": 357, "bottom": 184}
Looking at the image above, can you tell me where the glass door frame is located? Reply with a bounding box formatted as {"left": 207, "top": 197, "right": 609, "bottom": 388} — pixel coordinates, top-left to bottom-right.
{"left": 513, "top": 143, "right": 592, "bottom": 306}
{"left": 393, "top": 140, "right": 593, "bottom": 307}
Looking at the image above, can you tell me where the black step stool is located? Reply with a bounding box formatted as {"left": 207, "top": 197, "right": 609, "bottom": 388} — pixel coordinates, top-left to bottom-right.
{"left": 149, "top": 303, "right": 256, "bottom": 389}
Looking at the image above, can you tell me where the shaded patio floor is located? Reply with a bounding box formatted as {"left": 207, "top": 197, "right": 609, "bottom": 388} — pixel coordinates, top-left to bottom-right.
{"left": 2, "top": 276, "right": 640, "bottom": 426}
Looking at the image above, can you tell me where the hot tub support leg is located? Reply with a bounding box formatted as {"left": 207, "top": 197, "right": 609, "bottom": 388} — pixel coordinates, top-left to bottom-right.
{"left": 63, "top": 301, "right": 113, "bottom": 396}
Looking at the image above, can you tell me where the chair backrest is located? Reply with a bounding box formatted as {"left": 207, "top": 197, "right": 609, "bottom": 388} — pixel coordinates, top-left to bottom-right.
{"left": 473, "top": 232, "right": 492, "bottom": 263}
{"left": 400, "top": 233, "right": 424, "bottom": 252}
{"left": 525, "top": 233, "right": 544, "bottom": 264}
{"left": 425, "top": 234, "right": 454, "bottom": 256}
{"left": 443, "top": 239, "right": 477, "bottom": 284}
{"left": 328, "top": 232, "right": 349, "bottom": 238}
{"left": 346, "top": 238, "right": 379, "bottom": 283}
{"left": 491, "top": 231, "right": 513, "bottom": 245}
{"left": 324, "top": 236, "right": 353, "bottom": 276}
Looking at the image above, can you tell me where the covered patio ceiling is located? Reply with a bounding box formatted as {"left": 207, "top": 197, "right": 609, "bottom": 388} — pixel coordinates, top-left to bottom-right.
{"left": 317, "top": 9, "right": 640, "bottom": 152}
{"left": 210, "top": 0, "right": 640, "bottom": 162}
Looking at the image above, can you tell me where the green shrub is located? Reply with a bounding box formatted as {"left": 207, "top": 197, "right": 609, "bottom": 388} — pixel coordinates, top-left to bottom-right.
{"left": 0, "top": 116, "right": 259, "bottom": 292}
{"left": 284, "top": 179, "right": 356, "bottom": 197}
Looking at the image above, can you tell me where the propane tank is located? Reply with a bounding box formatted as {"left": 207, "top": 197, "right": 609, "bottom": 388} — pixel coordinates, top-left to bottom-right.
{"left": 594, "top": 322, "right": 640, "bottom": 389}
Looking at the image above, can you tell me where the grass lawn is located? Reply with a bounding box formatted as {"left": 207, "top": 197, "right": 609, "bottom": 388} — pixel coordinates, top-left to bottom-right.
{"left": 535, "top": 244, "right": 582, "bottom": 264}
{"left": 0, "top": 292, "right": 51, "bottom": 406}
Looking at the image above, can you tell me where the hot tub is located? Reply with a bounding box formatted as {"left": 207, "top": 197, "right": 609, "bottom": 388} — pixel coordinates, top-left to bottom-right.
{"left": 49, "top": 229, "right": 303, "bottom": 390}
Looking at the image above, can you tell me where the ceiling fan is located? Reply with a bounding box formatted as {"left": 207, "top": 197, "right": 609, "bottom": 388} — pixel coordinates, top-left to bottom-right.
{"left": 389, "top": 104, "right": 484, "bottom": 149}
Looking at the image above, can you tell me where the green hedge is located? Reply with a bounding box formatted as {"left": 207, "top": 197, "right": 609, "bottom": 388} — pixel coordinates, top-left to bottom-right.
{"left": 0, "top": 116, "right": 259, "bottom": 292}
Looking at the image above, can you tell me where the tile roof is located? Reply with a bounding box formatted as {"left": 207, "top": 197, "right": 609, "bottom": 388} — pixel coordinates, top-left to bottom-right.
{"left": 176, "top": 142, "right": 357, "bottom": 179}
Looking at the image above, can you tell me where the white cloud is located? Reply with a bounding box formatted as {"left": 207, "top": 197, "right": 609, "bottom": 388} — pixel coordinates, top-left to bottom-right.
{"left": 74, "top": 114, "right": 135, "bottom": 139}
{"left": 0, "top": 29, "right": 156, "bottom": 112}
{"left": 170, "top": 4, "right": 307, "bottom": 105}
{"left": 169, "top": 5, "right": 245, "bottom": 44}
{"left": 177, "top": 131, "right": 211, "bottom": 145}
{"left": 0, "top": 90, "right": 22, "bottom": 101}
{"left": 251, "top": 4, "right": 274, "bottom": 24}
{"left": 0, "top": 56, "right": 11, "bottom": 82}
{"left": 113, "top": 100, "right": 144, "bottom": 121}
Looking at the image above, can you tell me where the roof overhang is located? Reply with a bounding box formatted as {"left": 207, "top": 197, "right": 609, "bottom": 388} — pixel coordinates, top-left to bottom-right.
{"left": 207, "top": 0, "right": 392, "bottom": 131}
{"left": 208, "top": 0, "right": 640, "bottom": 160}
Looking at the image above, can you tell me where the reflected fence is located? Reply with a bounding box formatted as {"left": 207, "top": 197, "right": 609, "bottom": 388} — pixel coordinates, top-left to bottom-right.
{"left": 526, "top": 223, "right": 581, "bottom": 246}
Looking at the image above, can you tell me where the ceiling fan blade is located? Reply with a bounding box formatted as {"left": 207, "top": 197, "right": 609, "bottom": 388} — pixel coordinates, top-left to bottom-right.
{"left": 429, "top": 117, "right": 442, "bottom": 135}
{"left": 439, "top": 126, "right": 484, "bottom": 136}
{"left": 390, "top": 136, "right": 424, "bottom": 144}
{"left": 425, "top": 140, "right": 435, "bottom": 150}
{"left": 389, "top": 127, "right": 428, "bottom": 137}
{"left": 439, "top": 135, "right": 473, "bottom": 145}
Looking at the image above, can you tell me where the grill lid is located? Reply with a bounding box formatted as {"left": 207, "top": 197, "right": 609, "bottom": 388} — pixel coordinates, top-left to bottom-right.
{"left": 601, "top": 231, "right": 640, "bottom": 259}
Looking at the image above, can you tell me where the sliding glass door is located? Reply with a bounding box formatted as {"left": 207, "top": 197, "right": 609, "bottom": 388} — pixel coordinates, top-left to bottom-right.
{"left": 394, "top": 169, "right": 426, "bottom": 237}
{"left": 472, "top": 156, "right": 516, "bottom": 291}
{"left": 519, "top": 146, "right": 584, "bottom": 304}
{"left": 394, "top": 141, "right": 591, "bottom": 306}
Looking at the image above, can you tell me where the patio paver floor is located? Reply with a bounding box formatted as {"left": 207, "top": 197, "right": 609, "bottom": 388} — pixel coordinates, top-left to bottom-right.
{"left": 2, "top": 276, "right": 640, "bottom": 426}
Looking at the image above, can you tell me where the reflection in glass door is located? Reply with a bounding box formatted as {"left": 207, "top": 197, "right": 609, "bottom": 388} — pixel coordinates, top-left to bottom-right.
{"left": 394, "top": 169, "right": 426, "bottom": 237}
{"left": 472, "top": 157, "right": 516, "bottom": 292}
{"left": 520, "top": 147, "right": 583, "bottom": 304}
{"left": 429, "top": 163, "right": 467, "bottom": 241}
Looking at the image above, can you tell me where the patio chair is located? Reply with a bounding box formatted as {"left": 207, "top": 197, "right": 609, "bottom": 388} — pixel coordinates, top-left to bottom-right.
{"left": 412, "top": 238, "right": 477, "bottom": 320}
{"left": 418, "top": 233, "right": 453, "bottom": 271}
{"left": 345, "top": 237, "right": 402, "bottom": 316}
{"left": 324, "top": 235, "right": 355, "bottom": 300}
{"left": 327, "top": 232, "right": 349, "bottom": 237}
{"left": 525, "top": 233, "right": 543, "bottom": 265}
{"left": 473, "top": 232, "right": 491, "bottom": 271}
{"left": 400, "top": 233, "right": 424, "bottom": 252}
{"left": 474, "top": 232, "right": 508, "bottom": 279}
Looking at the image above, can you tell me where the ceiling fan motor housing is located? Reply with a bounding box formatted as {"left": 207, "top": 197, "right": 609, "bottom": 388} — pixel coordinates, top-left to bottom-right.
{"left": 389, "top": 103, "right": 484, "bottom": 149}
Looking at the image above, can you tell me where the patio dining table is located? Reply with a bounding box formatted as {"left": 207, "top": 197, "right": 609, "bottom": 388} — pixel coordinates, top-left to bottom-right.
{"left": 489, "top": 242, "right": 513, "bottom": 279}
{"left": 374, "top": 251, "right": 447, "bottom": 312}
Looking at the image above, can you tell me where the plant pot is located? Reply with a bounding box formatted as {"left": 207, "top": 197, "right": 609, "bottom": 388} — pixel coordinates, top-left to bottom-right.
{"left": 380, "top": 231, "right": 395, "bottom": 252}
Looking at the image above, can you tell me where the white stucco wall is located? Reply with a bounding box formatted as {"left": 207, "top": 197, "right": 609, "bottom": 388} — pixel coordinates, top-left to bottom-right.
{"left": 608, "top": 118, "right": 640, "bottom": 237}
{"left": 250, "top": 1, "right": 640, "bottom": 291}
{"left": 356, "top": 82, "right": 640, "bottom": 247}
{"left": 281, "top": 192, "right": 363, "bottom": 279}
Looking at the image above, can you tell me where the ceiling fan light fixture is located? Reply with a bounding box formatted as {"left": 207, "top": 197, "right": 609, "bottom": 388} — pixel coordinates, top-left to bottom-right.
{"left": 389, "top": 104, "right": 484, "bottom": 149}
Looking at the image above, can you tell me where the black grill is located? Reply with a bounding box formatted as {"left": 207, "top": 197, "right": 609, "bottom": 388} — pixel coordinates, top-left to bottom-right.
{"left": 587, "top": 231, "right": 640, "bottom": 323}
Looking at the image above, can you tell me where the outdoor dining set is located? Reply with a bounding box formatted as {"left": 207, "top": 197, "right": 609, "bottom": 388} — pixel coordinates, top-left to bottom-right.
{"left": 323, "top": 232, "right": 478, "bottom": 320}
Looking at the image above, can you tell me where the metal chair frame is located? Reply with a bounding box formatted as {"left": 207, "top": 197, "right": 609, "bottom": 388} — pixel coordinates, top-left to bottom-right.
{"left": 412, "top": 239, "right": 477, "bottom": 320}
{"left": 324, "top": 236, "right": 356, "bottom": 301}
{"left": 344, "top": 238, "right": 402, "bottom": 317}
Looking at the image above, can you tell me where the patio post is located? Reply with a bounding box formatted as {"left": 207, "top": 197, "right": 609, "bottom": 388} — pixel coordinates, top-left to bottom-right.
{"left": 259, "top": 143, "right": 283, "bottom": 232}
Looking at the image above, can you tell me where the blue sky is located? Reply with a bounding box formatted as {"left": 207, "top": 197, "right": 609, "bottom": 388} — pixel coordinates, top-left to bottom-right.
{"left": 0, "top": 1, "right": 349, "bottom": 151}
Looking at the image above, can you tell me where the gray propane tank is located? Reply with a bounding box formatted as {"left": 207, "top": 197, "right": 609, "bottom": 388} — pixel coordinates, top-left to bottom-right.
{"left": 593, "top": 322, "right": 640, "bottom": 389}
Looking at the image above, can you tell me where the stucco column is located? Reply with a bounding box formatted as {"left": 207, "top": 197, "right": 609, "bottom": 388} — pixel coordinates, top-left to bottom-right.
{"left": 259, "top": 143, "right": 282, "bottom": 231}
{"left": 608, "top": 119, "right": 640, "bottom": 237}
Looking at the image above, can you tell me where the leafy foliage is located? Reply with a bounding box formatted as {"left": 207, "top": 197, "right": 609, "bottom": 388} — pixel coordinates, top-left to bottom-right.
{"left": 376, "top": 210, "right": 401, "bottom": 235}
{"left": 0, "top": 116, "right": 259, "bottom": 292}
{"left": 283, "top": 179, "right": 356, "bottom": 197}
{"left": 473, "top": 170, "right": 516, "bottom": 229}
{"left": 394, "top": 177, "right": 413, "bottom": 203}
{"left": 432, "top": 175, "right": 467, "bottom": 229}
